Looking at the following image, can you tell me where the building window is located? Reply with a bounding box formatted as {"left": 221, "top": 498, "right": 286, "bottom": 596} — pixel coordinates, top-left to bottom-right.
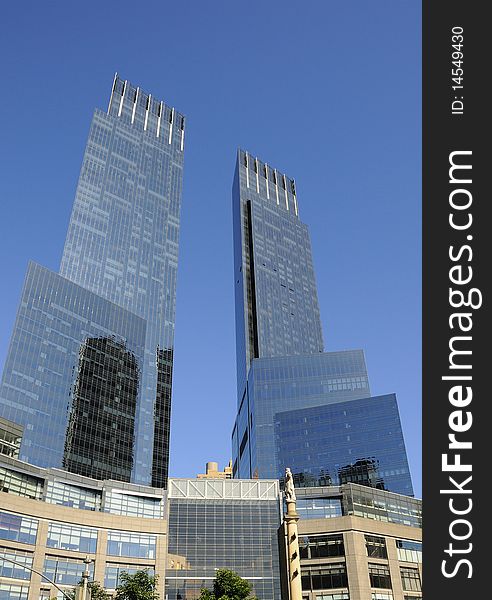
{"left": 43, "top": 557, "right": 94, "bottom": 586}
{"left": 0, "top": 549, "right": 33, "bottom": 581}
{"left": 0, "top": 512, "right": 38, "bottom": 545}
{"left": 396, "top": 540, "right": 422, "bottom": 563}
{"left": 0, "top": 467, "right": 43, "bottom": 500}
{"left": 301, "top": 563, "right": 348, "bottom": 590}
{"left": 0, "top": 583, "right": 29, "bottom": 600}
{"left": 107, "top": 531, "right": 157, "bottom": 558}
{"left": 315, "top": 594, "right": 349, "bottom": 600}
{"left": 365, "top": 535, "right": 387, "bottom": 559}
{"left": 296, "top": 498, "right": 343, "bottom": 520}
{"left": 368, "top": 564, "right": 392, "bottom": 589}
{"left": 47, "top": 523, "right": 98, "bottom": 553}
{"left": 345, "top": 485, "right": 421, "bottom": 528}
{"left": 104, "top": 491, "right": 163, "bottom": 519}
{"left": 400, "top": 567, "right": 421, "bottom": 592}
{"left": 299, "top": 534, "right": 344, "bottom": 559}
{"left": 371, "top": 593, "right": 393, "bottom": 600}
{"left": 45, "top": 481, "right": 101, "bottom": 512}
{"left": 104, "top": 565, "right": 154, "bottom": 590}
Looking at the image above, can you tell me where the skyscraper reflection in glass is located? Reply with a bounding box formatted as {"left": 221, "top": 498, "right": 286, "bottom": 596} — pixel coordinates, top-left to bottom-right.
{"left": 231, "top": 350, "right": 372, "bottom": 481}
{"left": 275, "top": 394, "right": 414, "bottom": 496}
{"left": 0, "top": 75, "right": 185, "bottom": 487}
{"left": 0, "top": 262, "right": 146, "bottom": 480}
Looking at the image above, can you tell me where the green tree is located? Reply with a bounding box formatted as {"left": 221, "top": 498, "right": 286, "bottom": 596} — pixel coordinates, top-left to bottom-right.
{"left": 115, "top": 570, "right": 159, "bottom": 600}
{"left": 87, "top": 581, "right": 111, "bottom": 600}
{"left": 65, "top": 580, "right": 110, "bottom": 600}
{"left": 198, "top": 569, "right": 257, "bottom": 600}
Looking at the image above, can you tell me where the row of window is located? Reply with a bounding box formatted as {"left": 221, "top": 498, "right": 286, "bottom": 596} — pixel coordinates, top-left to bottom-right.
{"left": 300, "top": 535, "right": 345, "bottom": 559}
{"left": 0, "top": 511, "right": 157, "bottom": 557}
{"left": 0, "top": 468, "right": 165, "bottom": 519}
{"left": 298, "top": 532, "right": 421, "bottom": 565}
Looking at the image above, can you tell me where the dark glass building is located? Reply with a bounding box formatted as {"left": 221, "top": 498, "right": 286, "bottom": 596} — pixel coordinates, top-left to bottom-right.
{"left": 0, "top": 75, "right": 185, "bottom": 487}
{"left": 64, "top": 336, "right": 141, "bottom": 481}
{"left": 0, "top": 262, "right": 146, "bottom": 480}
{"left": 231, "top": 151, "right": 414, "bottom": 496}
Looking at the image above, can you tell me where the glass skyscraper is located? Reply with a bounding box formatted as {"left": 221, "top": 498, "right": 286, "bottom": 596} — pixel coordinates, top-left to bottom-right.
{"left": 0, "top": 75, "right": 185, "bottom": 487}
{"left": 231, "top": 150, "right": 414, "bottom": 495}
{"left": 233, "top": 149, "right": 324, "bottom": 398}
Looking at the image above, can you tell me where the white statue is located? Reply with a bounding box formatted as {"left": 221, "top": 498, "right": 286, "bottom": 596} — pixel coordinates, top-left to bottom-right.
{"left": 285, "top": 467, "right": 296, "bottom": 501}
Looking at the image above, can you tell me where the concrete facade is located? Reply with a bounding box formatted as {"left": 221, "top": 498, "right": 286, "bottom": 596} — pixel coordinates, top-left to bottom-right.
{"left": 0, "top": 458, "right": 166, "bottom": 600}
{"left": 297, "top": 515, "right": 422, "bottom": 600}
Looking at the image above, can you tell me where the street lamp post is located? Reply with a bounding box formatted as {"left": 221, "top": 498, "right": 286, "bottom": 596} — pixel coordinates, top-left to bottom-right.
{"left": 77, "top": 556, "right": 93, "bottom": 600}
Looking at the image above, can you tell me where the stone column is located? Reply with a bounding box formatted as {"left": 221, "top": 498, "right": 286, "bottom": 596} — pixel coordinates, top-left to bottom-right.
{"left": 285, "top": 499, "right": 302, "bottom": 600}
{"left": 284, "top": 467, "right": 302, "bottom": 600}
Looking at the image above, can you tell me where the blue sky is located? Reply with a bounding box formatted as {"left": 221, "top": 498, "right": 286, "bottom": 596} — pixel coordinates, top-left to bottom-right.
{"left": 0, "top": 1, "right": 422, "bottom": 495}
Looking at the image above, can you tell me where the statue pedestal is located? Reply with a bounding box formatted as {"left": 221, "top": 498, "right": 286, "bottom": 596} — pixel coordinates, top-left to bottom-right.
{"left": 285, "top": 500, "right": 302, "bottom": 600}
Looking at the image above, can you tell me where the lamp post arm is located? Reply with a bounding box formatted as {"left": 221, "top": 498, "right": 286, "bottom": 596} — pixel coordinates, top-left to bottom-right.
{"left": 1, "top": 555, "right": 75, "bottom": 600}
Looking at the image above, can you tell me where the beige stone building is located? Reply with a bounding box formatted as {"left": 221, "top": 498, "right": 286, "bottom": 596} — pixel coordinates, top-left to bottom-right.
{"left": 0, "top": 456, "right": 167, "bottom": 600}
{"left": 282, "top": 485, "right": 422, "bottom": 600}
{"left": 1, "top": 455, "right": 422, "bottom": 600}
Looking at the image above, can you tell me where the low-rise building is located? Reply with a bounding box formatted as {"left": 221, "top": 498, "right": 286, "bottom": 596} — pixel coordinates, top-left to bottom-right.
{"left": 0, "top": 456, "right": 166, "bottom": 600}
{"left": 1, "top": 456, "right": 422, "bottom": 600}
{"left": 288, "top": 485, "right": 422, "bottom": 600}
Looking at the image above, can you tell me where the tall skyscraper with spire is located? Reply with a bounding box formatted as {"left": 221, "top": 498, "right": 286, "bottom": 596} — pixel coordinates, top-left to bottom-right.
{"left": 231, "top": 149, "right": 414, "bottom": 496}
{"left": 0, "top": 75, "right": 185, "bottom": 487}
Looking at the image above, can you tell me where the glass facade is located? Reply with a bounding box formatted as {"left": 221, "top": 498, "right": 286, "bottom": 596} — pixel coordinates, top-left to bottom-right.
{"left": 399, "top": 567, "right": 421, "bottom": 592}
{"left": 0, "top": 75, "right": 185, "bottom": 488}
{"left": 274, "top": 394, "right": 414, "bottom": 496}
{"left": 0, "top": 418, "right": 22, "bottom": 459}
{"left": 232, "top": 150, "right": 324, "bottom": 397}
{"left": 296, "top": 497, "right": 343, "bottom": 520}
{"left": 46, "top": 522, "right": 98, "bottom": 553}
{"left": 396, "top": 540, "right": 422, "bottom": 563}
{"left": 104, "top": 565, "right": 155, "bottom": 590}
{"left": 232, "top": 351, "right": 371, "bottom": 480}
{"left": 43, "top": 557, "right": 94, "bottom": 586}
{"left": 368, "top": 564, "right": 392, "bottom": 589}
{"left": 342, "top": 484, "right": 422, "bottom": 528}
{"left": 0, "top": 512, "right": 38, "bottom": 545}
{"left": 0, "top": 584, "right": 28, "bottom": 600}
{"left": 45, "top": 480, "right": 102, "bottom": 511}
{"left": 64, "top": 336, "right": 140, "bottom": 481}
{"left": 231, "top": 151, "right": 414, "bottom": 498}
{"left": 103, "top": 489, "right": 164, "bottom": 519}
{"left": 166, "top": 478, "right": 282, "bottom": 600}
{"left": 294, "top": 484, "right": 422, "bottom": 528}
{"left": 0, "top": 263, "right": 146, "bottom": 480}
{"left": 0, "top": 550, "right": 33, "bottom": 581}
{"left": 60, "top": 76, "right": 185, "bottom": 487}
{"left": 299, "top": 534, "right": 345, "bottom": 559}
{"left": 300, "top": 564, "right": 348, "bottom": 591}
{"left": 0, "top": 466, "right": 43, "bottom": 500}
{"left": 106, "top": 531, "right": 157, "bottom": 558}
